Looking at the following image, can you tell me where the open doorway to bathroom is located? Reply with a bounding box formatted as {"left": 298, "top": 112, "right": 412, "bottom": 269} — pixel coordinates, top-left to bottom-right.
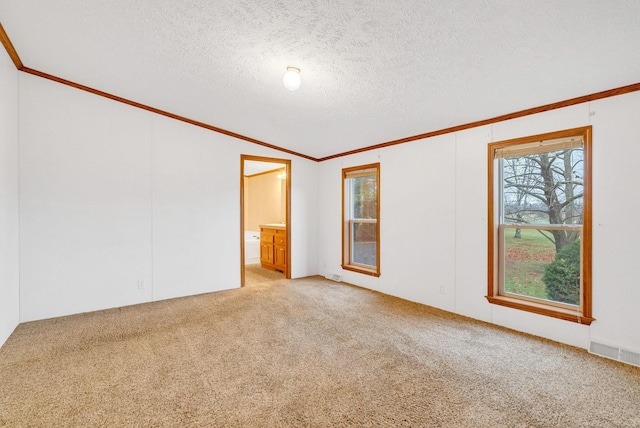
{"left": 240, "top": 155, "right": 291, "bottom": 287}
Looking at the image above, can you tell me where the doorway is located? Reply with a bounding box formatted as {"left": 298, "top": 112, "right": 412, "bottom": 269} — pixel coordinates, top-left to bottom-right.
{"left": 240, "top": 155, "right": 291, "bottom": 287}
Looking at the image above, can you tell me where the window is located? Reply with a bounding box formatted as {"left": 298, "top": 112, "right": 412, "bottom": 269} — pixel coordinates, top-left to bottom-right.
{"left": 342, "top": 163, "right": 380, "bottom": 277}
{"left": 487, "top": 127, "right": 593, "bottom": 324}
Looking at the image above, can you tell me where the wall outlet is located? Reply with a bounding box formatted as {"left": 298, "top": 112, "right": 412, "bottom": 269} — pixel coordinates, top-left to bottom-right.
{"left": 439, "top": 285, "right": 445, "bottom": 294}
{"left": 137, "top": 280, "right": 145, "bottom": 289}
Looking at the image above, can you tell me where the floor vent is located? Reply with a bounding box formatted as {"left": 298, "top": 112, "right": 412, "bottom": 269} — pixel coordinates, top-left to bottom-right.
{"left": 589, "top": 341, "right": 640, "bottom": 367}
{"left": 620, "top": 349, "right": 640, "bottom": 367}
{"left": 325, "top": 273, "right": 342, "bottom": 282}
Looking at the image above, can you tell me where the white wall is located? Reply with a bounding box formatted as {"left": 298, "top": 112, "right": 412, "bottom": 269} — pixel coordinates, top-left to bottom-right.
{"left": 589, "top": 93, "right": 640, "bottom": 353}
{"left": 0, "top": 48, "right": 20, "bottom": 347}
{"left": 318, "top": 91, "right": 640, "bottom": 352}
{"left": 10, "top": 61, "right": 639, "bottom": 354}
{"left": 18, "top": 73, "right": 318, "bottom": 322}
{"left": 290, "top": 158, "right": 318, "bottom": 279}
{"left": 19, "top": 74, "right": 153, "bottom": 321}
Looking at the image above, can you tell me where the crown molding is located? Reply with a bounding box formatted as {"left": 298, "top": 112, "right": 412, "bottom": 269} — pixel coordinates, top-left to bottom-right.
{"left": 316, "top": 81, "right": 640, "bottom": 161}
{"left": 0, "top": 22, "right": 318, "bottom": 162}
{"left": 2, "top": 22, "right": 640, "bottom": 163}
{"left": 20, "top": 67, "right": 318, "bottom": 161}
{"left": 0, "top": 22, "right": 23, "bottom": 70}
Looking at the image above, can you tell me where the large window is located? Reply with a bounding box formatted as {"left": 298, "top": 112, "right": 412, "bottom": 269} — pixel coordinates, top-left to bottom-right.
{"left": 342, "top": 163, "right": 380, "bottom": 277}
{"left": 487, "top": 127, "right": 593, "bottom": 324}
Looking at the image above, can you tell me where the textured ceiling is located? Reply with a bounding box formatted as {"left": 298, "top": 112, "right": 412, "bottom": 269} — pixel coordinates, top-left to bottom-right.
{"left": 1, "top": 1, "right": 640, "bottom": 159}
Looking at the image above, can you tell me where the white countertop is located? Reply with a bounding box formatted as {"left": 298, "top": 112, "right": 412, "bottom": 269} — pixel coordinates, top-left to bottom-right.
{"left": 260, "top": 223, "right": 286, "bottom": 229}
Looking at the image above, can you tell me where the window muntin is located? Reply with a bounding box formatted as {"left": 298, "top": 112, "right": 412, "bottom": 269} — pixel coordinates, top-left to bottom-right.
{"left": 487, "top": 127, "right": 593, "bottom": 324}
{"left": 342, "top": 164, "right": 380, "bottom": 276}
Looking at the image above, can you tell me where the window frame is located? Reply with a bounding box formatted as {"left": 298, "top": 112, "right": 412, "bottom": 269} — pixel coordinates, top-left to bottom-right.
{"left": 487, "top": 126, "right": 594, "bottom": 325}
{"left": 342, "top": 163, "right": 381, "bottom": 277}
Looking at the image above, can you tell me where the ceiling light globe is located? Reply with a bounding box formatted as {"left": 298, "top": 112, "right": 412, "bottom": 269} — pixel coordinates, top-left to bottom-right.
{"left": 283, "top": 67, "right": 301, "bottom": 91}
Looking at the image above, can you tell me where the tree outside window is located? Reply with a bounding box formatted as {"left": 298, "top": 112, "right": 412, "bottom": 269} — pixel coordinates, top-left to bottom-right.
{"left": 342, "top": 163, "right": 380, "bottom": 277}
{"left": 487, "top": 127, "right": 593, "bottom": 324}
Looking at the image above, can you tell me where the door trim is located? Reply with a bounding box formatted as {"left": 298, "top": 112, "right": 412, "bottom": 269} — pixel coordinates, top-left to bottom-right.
{"left": 240, "top": 155, "right": 291, "bottom": 286}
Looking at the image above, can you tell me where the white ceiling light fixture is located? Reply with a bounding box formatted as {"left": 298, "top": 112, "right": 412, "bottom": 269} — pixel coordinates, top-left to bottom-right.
{"left": 283, "top": 66, "right": 301, "bottom": 91}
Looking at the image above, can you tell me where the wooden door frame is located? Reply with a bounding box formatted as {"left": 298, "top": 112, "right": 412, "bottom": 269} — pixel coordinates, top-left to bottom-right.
{"left": 240, "top": 155, "right": 291, "bottom": 286}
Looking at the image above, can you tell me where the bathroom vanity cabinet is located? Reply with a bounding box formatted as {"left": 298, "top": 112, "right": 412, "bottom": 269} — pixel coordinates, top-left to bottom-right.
{"left": 260, "top": 224, "right": 287, "bottom": 273}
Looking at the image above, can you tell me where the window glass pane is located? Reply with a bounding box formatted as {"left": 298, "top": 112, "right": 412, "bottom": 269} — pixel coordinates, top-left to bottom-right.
{"left": 342, "top": 163, "right": 380, "bottom": 276}
{"left": 351, "top": 222, "right": 377, "bottom": 267}
{"left": 488, "top": 127, "right": 592, "bottom": 324}
{"left": 502, "top": 148, "right": 583, "bottom": 225}
{"left": 351, "top": 175, "right": 377, "bottom": 219}
{"left": 503, "top": 227, "right": 581, "bottom": 306}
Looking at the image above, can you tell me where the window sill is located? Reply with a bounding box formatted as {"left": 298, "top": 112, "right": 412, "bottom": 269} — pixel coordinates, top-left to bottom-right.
{"left": 486, "top": 295, "right": 595, "bottom": 325}
{"left": 341, "top": 264, "right": 380, "bottom": 277}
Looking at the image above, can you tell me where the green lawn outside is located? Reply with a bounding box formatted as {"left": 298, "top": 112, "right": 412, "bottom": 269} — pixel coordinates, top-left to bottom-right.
{"left": 503, "top": 228, "right": 556, "bottom": 299}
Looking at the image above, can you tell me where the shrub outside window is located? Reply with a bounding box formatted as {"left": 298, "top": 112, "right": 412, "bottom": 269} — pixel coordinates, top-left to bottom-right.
{"left": 342, "top": 163, "right": 380, "bottom": 277}
{"left": 487, "top": 127, "right": 593, "bottom": 324}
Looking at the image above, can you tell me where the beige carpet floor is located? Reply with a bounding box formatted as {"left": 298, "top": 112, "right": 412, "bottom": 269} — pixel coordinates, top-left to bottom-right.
{"left": 0, "top": 276, "right": 639, "bottom": 427}
{"left": 244, "top": 263, "right": 285, "bottom": 286}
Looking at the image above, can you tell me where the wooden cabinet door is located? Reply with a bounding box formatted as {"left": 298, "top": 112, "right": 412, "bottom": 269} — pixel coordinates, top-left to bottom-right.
{"left": 260, "top": 242, "right": 273, "bottom": 265}
{"left": 274, "top": 245, "right": 286, "bottom": 271}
